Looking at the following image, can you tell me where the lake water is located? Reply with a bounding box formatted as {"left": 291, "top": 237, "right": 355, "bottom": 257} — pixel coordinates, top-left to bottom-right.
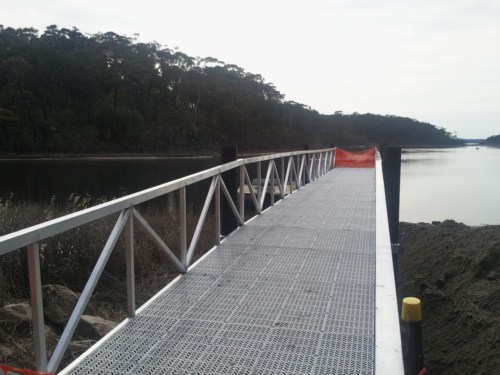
{"left": 1, "top": 146, "right": 499, "bottom": 225}
{"left": 0, "top": 157, "right": 219, "bottom": 204}
{"left": 400, "top": 145, "right": 500, "bottom": 225}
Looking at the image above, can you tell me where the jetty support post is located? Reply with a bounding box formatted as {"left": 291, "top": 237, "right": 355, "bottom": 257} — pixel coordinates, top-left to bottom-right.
{"left": 381, "top": 145, "right": 401, "bottom": 274}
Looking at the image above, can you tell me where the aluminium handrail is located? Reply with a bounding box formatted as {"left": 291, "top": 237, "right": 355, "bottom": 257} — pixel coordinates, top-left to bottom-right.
{"left": 0, "top": 147, "right": 335, "bottom": 373}
{"left": 0, "top": 148, "right": 332, "bottom": 255}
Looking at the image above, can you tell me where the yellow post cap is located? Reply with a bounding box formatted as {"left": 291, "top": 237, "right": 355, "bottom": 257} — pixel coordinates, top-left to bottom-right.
{"left": 402, "top": 297, "right": 422, "bottom": 322}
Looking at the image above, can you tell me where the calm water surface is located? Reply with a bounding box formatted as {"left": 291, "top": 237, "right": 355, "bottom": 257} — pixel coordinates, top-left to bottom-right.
{"left": 1, "top": 147, "right": 499, "bottom": 225}
{"left": 0, "top": 157, "right": 218, "bottom": 204}
{"left": 401, "top": 146, "right": 500, "bottom": 225}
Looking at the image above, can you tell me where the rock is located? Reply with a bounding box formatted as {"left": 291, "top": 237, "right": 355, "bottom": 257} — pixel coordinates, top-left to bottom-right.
{"left": 42, "top": 284, "right": 79, "bottom": 325}
{"left": 0, "top": 302, "right": 32, "bottom": 335}
{"left": 77, "top": 315, "right": 118, "bottom": 340}
{"left": 42, "top": 284, "right": 98, "bottom": 327}
{"left": 0, "top": 302, "right": 32, "bottom": 322}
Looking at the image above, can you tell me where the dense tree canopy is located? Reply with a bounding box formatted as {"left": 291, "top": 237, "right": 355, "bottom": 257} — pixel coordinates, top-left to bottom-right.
{"left": 0, "top": 25, "right": 463, "bottom": 153}
{"left": 484, "top": 135, "right": 500, "bottom": 146}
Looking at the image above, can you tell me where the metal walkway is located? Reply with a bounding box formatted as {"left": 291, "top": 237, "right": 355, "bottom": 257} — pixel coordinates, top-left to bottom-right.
{"left": 62, "top": 168, "right": 378, "bottom": 374}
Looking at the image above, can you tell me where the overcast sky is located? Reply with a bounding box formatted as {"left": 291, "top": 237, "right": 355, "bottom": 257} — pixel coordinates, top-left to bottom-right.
{"left": 2, "top": 0, "right": 499, "bottom": 138}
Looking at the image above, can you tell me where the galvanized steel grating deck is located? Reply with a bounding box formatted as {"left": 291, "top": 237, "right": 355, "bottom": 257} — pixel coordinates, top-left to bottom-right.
{"left": 65, "top": 168, "right": 376, "bottom": 375}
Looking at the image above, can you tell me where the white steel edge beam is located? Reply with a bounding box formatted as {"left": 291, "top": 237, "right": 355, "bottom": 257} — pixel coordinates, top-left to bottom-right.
{"left": 375, "top": 153, "right": 404, "bottom": 374}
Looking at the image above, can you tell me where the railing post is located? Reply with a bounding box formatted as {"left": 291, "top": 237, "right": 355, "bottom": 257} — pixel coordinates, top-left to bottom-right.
{"left": 257, "top": 161, "right": 262, "bottom": 205}
{"left": 295, "top": 155, "right": 300, "bottom": 189}
{"left": 317, "top": 152, "right": 322, "bottom": 177}
{"left": 215, "top": 177, "right": 221, "bottom": 245}
{"left": 271, "top": 161, "right": 275, "bottom": 206}
{"left": 309, "top": 154, "right": 315, "bottom": 181}
{"left": 179, "top": 187, "right": 187, "bottom": 267}
{"left": 291, "top": 157, "right": 299, "bottom": 191}
{"left": 239, "top": 165, "right": 245, "bottom": 224}
{"left": 27, "top": 242, "right": 48, "bottom": 372}
{"left": 303, "top": 145, "right": 310, "bottom": 185}
{"left": 284, "top": 157, "right": 291, "bottom": 195}
{"left": 321, "top": 152, "right": 325, "bottom": 175}
{"left": 125, "top": 211, "right": 135, "bottom": 317}
{"left": 299, "top": 154, "right": 306, "bottom": 187}
{"left": 221, "top": 146, "right": 238, "bottom": 236}
{"left": 280, "top": 157, "right": 285, "bottom": 196}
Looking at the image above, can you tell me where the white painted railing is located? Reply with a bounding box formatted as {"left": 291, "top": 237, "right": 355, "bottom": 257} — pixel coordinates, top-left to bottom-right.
{"left": 0, "top": 148, "right": 335, "bottom": 373}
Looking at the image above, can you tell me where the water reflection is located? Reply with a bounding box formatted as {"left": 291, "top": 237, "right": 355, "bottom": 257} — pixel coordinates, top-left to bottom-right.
{"left": 0, "top": 157, "right": 219, "bottom": 205}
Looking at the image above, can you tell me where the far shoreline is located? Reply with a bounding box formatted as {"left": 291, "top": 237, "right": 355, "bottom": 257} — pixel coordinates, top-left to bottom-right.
{"left": 0, "top": 152, "right": 218, "bottom": 161}
{"left": 0, "top": 144, "right": 475, "bottom": 160}
{"left": 0, "top": 149, "right": 294, "bottom": 160}
{"left": 400, "top": 219, "right": 500, "bottom": 227}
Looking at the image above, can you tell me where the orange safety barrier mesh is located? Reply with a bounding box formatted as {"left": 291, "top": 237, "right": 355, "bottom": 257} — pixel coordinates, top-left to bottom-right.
{"left": 0, "top": 365, "right": 55, "bottom": 375}
{"left": 335, "top": 147, "right": 376, "bottom": 168}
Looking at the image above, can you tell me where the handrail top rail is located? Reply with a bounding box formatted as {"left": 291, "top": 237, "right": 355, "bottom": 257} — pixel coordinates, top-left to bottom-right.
{"left": 0, "top": 148, "right": 334, "bottom": 255}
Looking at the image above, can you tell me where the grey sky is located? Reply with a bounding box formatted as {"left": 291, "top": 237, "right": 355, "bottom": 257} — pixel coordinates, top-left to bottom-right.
{"left": 2, "top": 0, "right": 499, "bottom": 138}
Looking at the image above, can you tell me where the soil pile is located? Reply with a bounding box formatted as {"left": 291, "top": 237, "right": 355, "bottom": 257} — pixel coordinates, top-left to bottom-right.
{"left": 398, "top": 220, "right": 500, "bottom": 375}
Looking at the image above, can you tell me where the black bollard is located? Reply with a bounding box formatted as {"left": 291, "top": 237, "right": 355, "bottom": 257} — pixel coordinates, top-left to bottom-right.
{"left": 221, "top": 146, "right": 238, "bottom": 236}
{"left": 402, "top": 297, "right": 425, "bottom": 375}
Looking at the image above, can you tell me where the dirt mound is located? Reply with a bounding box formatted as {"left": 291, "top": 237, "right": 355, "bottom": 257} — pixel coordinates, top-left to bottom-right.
{"left": 398, "top": 220, "right": 500, "bottom": 375}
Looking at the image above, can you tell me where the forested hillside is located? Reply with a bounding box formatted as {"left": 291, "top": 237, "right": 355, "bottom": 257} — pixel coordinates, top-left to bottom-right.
{"left": 0, "top": 26, "right": 462, "bottom": 153}
{"left": 484, "top": 135, "right": 500, "bottom": 146}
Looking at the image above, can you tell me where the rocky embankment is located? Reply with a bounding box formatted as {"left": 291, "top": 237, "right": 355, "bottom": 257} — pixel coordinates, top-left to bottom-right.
{"left": 398, "top": 220, "right": 500, "bottom": 375}
{"left": 0, "top": 284, "right": 119, "bottom": 369}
